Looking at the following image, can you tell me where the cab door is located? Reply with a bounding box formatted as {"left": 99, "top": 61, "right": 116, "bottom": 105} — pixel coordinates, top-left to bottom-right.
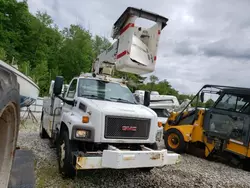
{"left": 203, "top": 93, "right": 250, "bottom": 156}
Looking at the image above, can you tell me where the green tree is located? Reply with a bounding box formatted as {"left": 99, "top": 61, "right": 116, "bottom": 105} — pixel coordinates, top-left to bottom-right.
{"left": 0, "top": 47, "right": 6, "bottom": 60}
{"left": 205, "top": 99, "right": 214, "bottom": 108}
{"left": 137, "top": 75, "right": 179, "bottom": 96}
{"left": 32, "top": 60, "right": 50, "bottom": 96}
{"left": 92, "top": 35, "right": 111, "bottom": 59}
{"left": 58, "top": 24, "right": 94, "bottom": 82}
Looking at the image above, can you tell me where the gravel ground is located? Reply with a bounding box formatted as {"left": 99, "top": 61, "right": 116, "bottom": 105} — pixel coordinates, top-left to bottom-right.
{"left": 17, "top": 119, "right": 250, "bottom": 188}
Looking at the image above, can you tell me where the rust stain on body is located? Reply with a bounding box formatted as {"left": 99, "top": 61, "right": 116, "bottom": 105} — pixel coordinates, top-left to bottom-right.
{"left": 150, "top": 153, "right": 160, "bottom": 160}
{"left": 77, "top": 157, "right": 87, "bottom": 168}
{"left": 123, "top": 156, "right": 135, "bottom": 160}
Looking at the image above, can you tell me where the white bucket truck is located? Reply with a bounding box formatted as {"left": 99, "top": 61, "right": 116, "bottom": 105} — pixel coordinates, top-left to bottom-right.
{"left": 40, "top": 7, "right": 180, "bottom": 178}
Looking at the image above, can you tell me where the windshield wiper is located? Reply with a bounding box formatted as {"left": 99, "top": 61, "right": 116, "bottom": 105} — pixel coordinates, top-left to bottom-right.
{"left": 110, "top": 97, "right": 135, "bottom": 104}
{"left": 81, "top": 94, "right": 112, "bottom": 101}
{"left": 81, "top": 94, "right": 99, "bottom": 98}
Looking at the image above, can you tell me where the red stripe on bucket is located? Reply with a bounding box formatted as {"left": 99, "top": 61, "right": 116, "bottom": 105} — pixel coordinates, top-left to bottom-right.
{"left": 116, "top": 50, "right": 129, "bottom": 59}
{"left": 120, "top": 23, "right": 134, "bottom": 35}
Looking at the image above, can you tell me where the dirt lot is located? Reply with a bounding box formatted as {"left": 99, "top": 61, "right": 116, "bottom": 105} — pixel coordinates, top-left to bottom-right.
{"left": 17, "top": 119, "right": 250, "bottom": 188}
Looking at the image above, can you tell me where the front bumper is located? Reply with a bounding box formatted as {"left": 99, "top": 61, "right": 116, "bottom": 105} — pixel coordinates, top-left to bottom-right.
{"left": 74, "top": 145, "right": 180, "bottom": 170}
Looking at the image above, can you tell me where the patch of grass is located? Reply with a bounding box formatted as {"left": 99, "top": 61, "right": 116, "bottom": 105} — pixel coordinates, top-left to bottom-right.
{"left": 36, "top": 163, "right": 57, "bottom": 188}
{"left": 36, "top": 161, "right": 71, "bottom": 188}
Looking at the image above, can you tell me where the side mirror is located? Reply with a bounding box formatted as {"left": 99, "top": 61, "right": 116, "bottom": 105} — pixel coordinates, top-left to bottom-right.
{"left": 53, "top": 76, "right": 64, "bottom": 96}
{"left": 143, "top": 91, "right": 150, "bottom": 107}
{"left": 200, "top": 92, "right": 204, "bottom": 103}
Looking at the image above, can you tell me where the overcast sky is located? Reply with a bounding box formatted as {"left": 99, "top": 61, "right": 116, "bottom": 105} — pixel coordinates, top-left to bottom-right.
{"left": 27, "top": 0, "right": 250, "bottom": 94}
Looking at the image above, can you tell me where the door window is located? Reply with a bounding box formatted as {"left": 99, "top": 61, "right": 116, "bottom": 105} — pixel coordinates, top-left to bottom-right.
{"left": 215, "top": 93, "right": 250, "bottom": 114}
{"left": 215, "top": 94, "right": 237, "bottom": 111}
{"left": 66, "top": 79, "right": 78, "bottom": 98}
{"left": 211, "top": 93, "right": 250, "bottom": 144}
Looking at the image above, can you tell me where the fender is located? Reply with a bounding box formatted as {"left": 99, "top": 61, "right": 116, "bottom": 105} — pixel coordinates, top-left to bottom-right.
{"left": 60, "top": 112, "right": 74, "bottom": 139}
{"left": 60, "top": 111, "right": 85, "bottom": 140}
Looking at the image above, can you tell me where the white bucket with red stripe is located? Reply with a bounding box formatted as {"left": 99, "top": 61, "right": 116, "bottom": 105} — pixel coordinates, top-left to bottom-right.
{"left": 93, "top": 7, "right": 168, "bottom": 76}
{"left": 113, "top": 7, "right": 168, "bottom": 75}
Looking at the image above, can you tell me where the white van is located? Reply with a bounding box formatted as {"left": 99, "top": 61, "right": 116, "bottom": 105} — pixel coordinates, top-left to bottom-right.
{"left": 134, "top": 90, "right": 180, "bottom": 142}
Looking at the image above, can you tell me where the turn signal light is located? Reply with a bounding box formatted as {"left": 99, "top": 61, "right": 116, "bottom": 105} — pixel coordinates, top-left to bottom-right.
{"left": 82, "top": 116, "right": 89, "bottom": 123}
{"left": 158, "top": 122, "right": 162, "bottom": 127}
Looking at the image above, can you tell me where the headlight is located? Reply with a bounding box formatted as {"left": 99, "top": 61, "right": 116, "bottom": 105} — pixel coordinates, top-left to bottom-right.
{"left": 76, "top": 129, "right": 90, "bottom": 138}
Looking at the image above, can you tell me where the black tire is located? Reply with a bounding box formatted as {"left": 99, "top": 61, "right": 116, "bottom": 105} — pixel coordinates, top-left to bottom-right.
{"left": 0, "top": 64, "right": 20, "bottom": 187}
{"left": 56, "top": 129, "right": 78, "bottom": 179}
{"left": 242, "top": 158, "right": 250, "bottom": 171}
{"left": 139, "top": 143, "right": 158, "bottom": 172}
{"left": 39, "top": 111, "right": 48, "bottom": 139}
{"left": 164, "top": 128, "right": 186, "bottom": 153}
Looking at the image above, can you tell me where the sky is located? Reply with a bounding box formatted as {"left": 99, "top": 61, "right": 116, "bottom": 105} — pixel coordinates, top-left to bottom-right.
{"left": 26, "top": 0, "right": 250, "bottom": 94}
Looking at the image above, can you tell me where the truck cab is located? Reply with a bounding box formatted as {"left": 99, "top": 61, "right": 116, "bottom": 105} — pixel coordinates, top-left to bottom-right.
{"left": 61, "top": 73, "right": 158, "bottom": 144}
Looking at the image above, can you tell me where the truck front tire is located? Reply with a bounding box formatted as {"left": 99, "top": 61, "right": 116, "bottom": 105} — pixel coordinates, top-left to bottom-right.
{"left": 56, "top": 130, "right": 78, "bottom": 179}
{"left": 39, "top": 111, "right": 48, "bottom": 139}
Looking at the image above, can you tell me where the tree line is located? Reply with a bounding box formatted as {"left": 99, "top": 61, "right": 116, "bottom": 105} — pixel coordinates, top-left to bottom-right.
{"left": 0, "top": 0, "right": 110, "bottom": 96}
{"left": 0, "top": 0, "right": 214, "bottom": 108}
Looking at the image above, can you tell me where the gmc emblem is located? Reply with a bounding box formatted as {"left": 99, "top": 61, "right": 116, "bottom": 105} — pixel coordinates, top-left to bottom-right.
{"left": 121, "top": 126, "right": 137, "bottom": 132}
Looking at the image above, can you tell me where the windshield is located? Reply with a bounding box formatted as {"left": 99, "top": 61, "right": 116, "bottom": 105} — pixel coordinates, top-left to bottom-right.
{"left": 152, "top": 108, "right": 170, "bottom": 117}
{"left": 78, "top": 78, "right": 136, "bottom": 104}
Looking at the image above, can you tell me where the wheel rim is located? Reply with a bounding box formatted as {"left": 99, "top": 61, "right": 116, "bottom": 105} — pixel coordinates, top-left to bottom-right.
{"left": 167, "top": 133, "right": 180, "bottom": 149}
{"left": 60, "top": 141, "right": 65, "bottom": 168}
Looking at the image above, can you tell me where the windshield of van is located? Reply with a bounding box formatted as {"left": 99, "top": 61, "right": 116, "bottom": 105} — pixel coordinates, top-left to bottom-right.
{"left": 78, "top": 78, "right": 136, "bottom": 104}
{"left": 151, "top": 108, "right": 170, "bottom": 117}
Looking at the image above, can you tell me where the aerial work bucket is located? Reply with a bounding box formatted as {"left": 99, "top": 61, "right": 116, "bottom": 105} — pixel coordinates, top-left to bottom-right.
{"left": 112, "top": 7, "right": 168, "bottom": 75}
{"left": 92, "top": 7, "right": 169, "bottom": 76}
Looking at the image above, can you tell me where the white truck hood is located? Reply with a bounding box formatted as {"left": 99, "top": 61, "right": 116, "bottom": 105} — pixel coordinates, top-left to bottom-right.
{"left": 81, "top": 98, "right": 156, "bottom": 118}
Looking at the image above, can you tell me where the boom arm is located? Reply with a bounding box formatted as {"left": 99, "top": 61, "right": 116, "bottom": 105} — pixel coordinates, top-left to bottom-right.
{"left": 92, "top": 7, "right": 168, "bottom": 76}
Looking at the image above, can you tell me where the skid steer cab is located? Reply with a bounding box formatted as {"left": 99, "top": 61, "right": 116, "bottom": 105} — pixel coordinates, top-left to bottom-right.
{"left": 164, "top": 84, "right": 250, "bottom": 169}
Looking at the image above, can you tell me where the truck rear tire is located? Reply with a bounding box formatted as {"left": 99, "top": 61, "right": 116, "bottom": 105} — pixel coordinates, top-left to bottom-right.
{"left": 56, "top": 130, "right": 77, "bottom": 179}
{"left": 0, "top": 65, "right": 20, "bottom": 188}
{"left": 164, "top": 128, "right": 186, "bottom": 153}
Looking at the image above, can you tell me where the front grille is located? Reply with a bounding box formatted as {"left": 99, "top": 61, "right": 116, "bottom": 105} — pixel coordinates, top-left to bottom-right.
{"left": 104, "top": 115, "right": 151, "bottom": 139}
